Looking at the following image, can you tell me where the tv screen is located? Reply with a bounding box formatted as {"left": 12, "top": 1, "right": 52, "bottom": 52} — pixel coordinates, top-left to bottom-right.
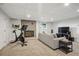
{"left": 58, "top": 27, "right": 69, "bottom": 34}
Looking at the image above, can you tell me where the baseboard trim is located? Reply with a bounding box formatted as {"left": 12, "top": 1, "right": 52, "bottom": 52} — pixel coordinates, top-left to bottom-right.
{"left": 38, "top": 39, "right": 58, "bottom": 50}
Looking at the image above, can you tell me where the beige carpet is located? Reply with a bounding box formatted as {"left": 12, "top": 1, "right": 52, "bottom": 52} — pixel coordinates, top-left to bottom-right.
{"left": 0, "top": 39, "right": 79, "bottom": 56}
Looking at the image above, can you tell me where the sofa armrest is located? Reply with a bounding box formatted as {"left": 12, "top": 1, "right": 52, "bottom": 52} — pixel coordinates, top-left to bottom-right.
{"left": 54, "top": 37, "right": 65, "bottom": 40}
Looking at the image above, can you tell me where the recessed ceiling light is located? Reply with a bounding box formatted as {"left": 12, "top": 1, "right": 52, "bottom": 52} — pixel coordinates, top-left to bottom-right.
{"left": 27, "top": 14, "right": 31, "bottom": 18}
{"left": 64, "top": 3, "right": 70, "bottom": 6}
{"left": 50, "top": 18, "right": 54, "bottom": 21}
{"left": 77, "top": 9, "right": 79, "bottom": 12}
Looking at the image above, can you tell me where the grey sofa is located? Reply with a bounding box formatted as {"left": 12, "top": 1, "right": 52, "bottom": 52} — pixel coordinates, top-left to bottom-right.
{"left": 38, "top": 33, "right": 65, "bottom": 50}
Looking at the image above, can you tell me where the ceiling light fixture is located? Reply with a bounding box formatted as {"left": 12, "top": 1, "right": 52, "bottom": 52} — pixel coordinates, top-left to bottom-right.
{"left": 27, "top": 14, "right": 31, "bottom": 18}
{"left": 64, "top": 3, "right": 70, "bottom": 6}
{"left": 77, "top": 9, "right": 79, "bottom": 12}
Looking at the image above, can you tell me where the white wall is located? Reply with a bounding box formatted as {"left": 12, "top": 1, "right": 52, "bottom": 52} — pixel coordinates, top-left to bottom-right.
{"left": 51, "top": 18, "right": 79, "bottom": 42}
{"left": 0, "top": 9, "right": 12, "bottom": 49}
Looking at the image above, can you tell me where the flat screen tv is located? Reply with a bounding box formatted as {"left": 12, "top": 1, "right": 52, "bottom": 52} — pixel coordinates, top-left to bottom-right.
{"left": 58, "top": 27, "right": 69, "bottom": 34}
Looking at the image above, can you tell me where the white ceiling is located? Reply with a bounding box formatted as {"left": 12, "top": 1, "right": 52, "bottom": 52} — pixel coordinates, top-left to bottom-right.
{"left": 0, "top": 3, "right": 79, "bottom": 22}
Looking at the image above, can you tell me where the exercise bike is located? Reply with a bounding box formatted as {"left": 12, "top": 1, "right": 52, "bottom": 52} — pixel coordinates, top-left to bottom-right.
{"left": 11, "top": 25, "right": 28, "bottom": 47}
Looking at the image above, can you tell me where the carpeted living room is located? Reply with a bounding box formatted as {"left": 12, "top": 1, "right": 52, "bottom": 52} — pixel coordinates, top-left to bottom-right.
{"left": 0, "top": 3, "right": 79, "bottom": 56}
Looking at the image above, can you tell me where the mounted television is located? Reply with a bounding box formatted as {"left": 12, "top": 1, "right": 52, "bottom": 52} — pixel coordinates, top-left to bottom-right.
{"left": 58, "top": 27, "right": 70, "bottom": 34}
